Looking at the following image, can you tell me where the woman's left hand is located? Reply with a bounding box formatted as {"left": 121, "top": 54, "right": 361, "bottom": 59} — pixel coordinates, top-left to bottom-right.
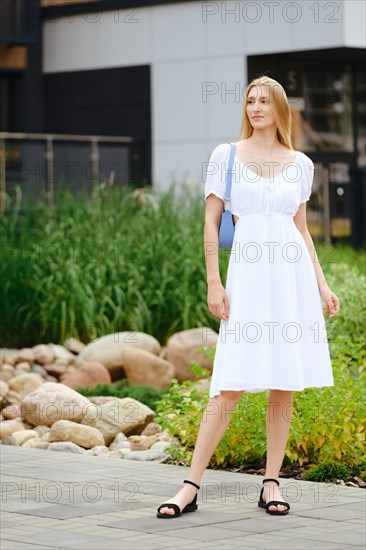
{"left": 319, "top": 284, "right": 340, "bottom": 318}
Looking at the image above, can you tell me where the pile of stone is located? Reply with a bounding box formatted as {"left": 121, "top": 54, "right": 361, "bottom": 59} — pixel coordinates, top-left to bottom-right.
{"left": 0, "top": 329, "right": 217, "bottom": 459}
{"left": 0, "top": 381, "right": 179, "bottom": 460}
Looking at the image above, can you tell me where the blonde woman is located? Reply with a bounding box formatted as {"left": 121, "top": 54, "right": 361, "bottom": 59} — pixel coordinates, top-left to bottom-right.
{"left": 157, "top": 76, "right": 340, "bottom": 519}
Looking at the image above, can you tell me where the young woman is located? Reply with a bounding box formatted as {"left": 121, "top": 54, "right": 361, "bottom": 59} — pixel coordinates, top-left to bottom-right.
{"left": 157, "top": 76, "right": 340, "bottom": 519}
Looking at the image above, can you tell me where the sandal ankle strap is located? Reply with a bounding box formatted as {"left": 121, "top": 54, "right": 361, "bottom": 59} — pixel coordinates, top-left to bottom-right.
{"left": 262, "top": 478, "right": 280, "bottom": 486}
{"left": 183, "top": 479, "right": 200, "bottom": 490}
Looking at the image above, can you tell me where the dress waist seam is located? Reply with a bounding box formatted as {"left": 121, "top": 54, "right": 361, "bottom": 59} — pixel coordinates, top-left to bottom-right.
{"left": 233, "top": 212, "right": 293, "bottom": 219}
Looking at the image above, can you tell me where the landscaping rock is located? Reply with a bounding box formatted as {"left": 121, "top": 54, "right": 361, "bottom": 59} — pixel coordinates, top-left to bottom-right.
{"left": 63, "top": 338, "right": 86, "bottom": 354}
{"left": 125, "top": 450, "right": 170, "bottom": 461}
{"left": 49, "top": 419, "right": 105, "bottom": 448}
{"left": 165, "top": 327, "right": 217, "bottom": 382}
{"left": 2, "top": 435, "right": 20, "bottom": 446}
{"left": 15, "top": 348, "right": 35, "bottom": 364}
{"left": 12, "top": 430, "right": 39, "bottom": 446}
{"left": 49, "top": 344, "right": 77, "bottom": 365}
{"left": 1, "top": 365, "right": 15, "bottom": 381}
{"left": 14, "top": 361, "right": 31, "bottom": 372}
{"left": 43, "top": 363, "right": 67, "bottom": 377}
{"left": 22, "top": 439, "right": 50, "bottom": 450}
{"left": 2, "top": 404, "right": 21, "bottom": 420}
{"left": 77, "top": 331, "right": 161, "bottom": 381}
{"left": 48, "top": 441, "right": 87, "bottom": 454}
{"left": 150, "top": 440, "right": 171, "bottom": 452}
{"left": 6, "top": 390, "right": 22, "bottom": 403}
{"left": 21, "top": 382, "right": 91, "bottom": 426}
{"left": 0, "top": 419, "right": 25, "bottom": 438}
{"left": 32, "top": 344, "right": 55, "bottom": 365}
{"left": 122, "top": 348, "right": 175, "bottom": 389}
{"left": 89, "top": 396, "right": 119, "bottom": 406}
{"left": 141, "top": 422, "right": 162, "bottom": 436}
{"left": 109, "top": 432, "right": 128, "bottom": 450}
{"left": 128, "top": 434, "right": 160, "bottom": 451}
{"left": 191, "top": 377, "right": 211, "bottom": 393}
{"left": 61, "top": 361, "right": 111, "bottom": 389}
{"left": 0, "top": 380, "right": 9, "bottom": 397}
{"left": 31, "top": 365, "right": 47, "bottom": 377}
{"left": 8, "top": 373, "right": 44, "bottom": 394}
{"left": 34, "top": 425, "right": 50, "bottom": 437}
{"left": 81, "top": 397, "right": 155, "bottom": 444}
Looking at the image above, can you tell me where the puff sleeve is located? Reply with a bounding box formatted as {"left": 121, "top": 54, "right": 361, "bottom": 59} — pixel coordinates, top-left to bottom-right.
{"left": 204, "top": 142, "right": 231, "bottom": 202}
{"left": 300, "top": 154, "right": 315, "bottom": 204}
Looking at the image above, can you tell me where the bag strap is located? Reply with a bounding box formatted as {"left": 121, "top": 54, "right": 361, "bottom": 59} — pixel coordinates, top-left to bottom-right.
{"left": 224, "top": 142, "right": 236, "bottom": 210}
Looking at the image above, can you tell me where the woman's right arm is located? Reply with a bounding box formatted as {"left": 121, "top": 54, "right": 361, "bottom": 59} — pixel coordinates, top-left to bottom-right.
{"left": 203, "top": 144, "right": 231, "bottom": 320}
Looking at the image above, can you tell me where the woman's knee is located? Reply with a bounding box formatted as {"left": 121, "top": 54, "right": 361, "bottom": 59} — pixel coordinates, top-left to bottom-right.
{"left": 220, "top": 390, "right": 244, "bottom": 403}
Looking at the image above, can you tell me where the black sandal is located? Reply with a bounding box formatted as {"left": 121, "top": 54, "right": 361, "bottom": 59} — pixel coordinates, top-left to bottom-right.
{"left": 258, "top": 478, "right": 290, "bottom": 515}
{"left": 156, "top": 479, "right": 200, "bottom": 519}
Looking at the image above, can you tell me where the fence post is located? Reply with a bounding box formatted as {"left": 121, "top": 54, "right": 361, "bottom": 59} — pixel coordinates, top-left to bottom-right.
{"left": 0, "top": 138, "right": 5, "bottom": 213}
{"left": 323, "top": 165, "right": 331, "bottom": 244}
{"left": 90, "top": 138, "right": 99, "bottom": 202}
{"left": 45, "top": 137, "right": 54, "bottom": 208}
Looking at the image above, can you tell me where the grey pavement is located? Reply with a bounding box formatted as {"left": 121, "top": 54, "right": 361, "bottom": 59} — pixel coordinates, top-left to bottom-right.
{"left": 0, "top": 445, "right": 365, "bottom": 549}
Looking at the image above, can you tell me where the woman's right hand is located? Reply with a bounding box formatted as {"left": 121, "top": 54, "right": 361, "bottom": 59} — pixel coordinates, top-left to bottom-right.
{"left": 207, "top": 281, "right": 230, "bottom": 321}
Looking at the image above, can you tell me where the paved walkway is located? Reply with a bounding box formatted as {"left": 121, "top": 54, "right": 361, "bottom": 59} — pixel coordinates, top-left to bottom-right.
{"left": 0, "top": 446, "right": 365, "bottom": 549}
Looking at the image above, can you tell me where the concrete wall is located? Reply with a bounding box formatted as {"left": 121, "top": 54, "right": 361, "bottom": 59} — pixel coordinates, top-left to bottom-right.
{"left": 43, "top": 0, "right": 362, "bottom": 194}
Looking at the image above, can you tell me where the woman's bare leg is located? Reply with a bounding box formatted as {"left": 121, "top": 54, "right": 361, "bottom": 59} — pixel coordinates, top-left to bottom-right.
{"left": 158, "top": 390, "right": 244, "bottom": 515}
{"left": 263, "top": 389, "right": 293, "bottom": 512}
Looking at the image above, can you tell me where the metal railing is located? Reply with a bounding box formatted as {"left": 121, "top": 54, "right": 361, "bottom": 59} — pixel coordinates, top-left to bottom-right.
{"left": 0, "top": 132, "right": 136, "bottom": 211}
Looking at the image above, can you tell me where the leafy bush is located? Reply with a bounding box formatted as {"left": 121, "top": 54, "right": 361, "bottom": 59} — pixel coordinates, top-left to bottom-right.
{"left": 155, "top": 341, "right": 365, "bottom": 470}
{"left": 321, "top": 259, "right": 366, "bottom": 342}
{"left": 77, "top": 379, "right": 169, "bottom": 411}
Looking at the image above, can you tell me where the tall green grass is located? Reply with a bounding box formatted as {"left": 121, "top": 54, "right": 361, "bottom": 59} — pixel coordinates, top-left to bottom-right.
{"left": 1, "top": 183, "right": 365, "bottom": 348}
{"left": 1, "top": 182, "right": 216, "bottom": 347}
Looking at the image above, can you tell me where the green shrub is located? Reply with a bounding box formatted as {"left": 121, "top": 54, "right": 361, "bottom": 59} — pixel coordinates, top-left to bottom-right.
{"left": 77, "top": 379, "right": 169, "bottom": 411}
{"left": 321, "top": 260, "right": 366, "bottom": 343}
{"left": 155, "top": 341, "right": 365, "bottom": 470}
{"left": 304, "top": 460, "right": 350, "bottom": 483}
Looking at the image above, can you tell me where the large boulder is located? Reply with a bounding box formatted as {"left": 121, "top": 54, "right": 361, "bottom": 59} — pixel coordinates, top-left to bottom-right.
{"left": 49, "top": 420, "right": 105, "bottom": 449}
{"left": 20, "top": 382, "right": 91, "bottom": 426}
{"left": 61, "top": 361, "right": 111, "bottom": 389}
{"left": 77, "top": 332, "right": 161, "bottom": 381}
{"left": 122, "top": 348, "right": 175, "bottom": 389}
{"left": 165, "top": 327, "right": 217, "bottom": 382}
{"left": 81, "top": 397, "right": 155, "bottom": 445}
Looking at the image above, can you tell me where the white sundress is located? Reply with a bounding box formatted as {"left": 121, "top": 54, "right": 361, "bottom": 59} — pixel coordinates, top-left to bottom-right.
{"left": 204, "top": 142, "right": 335, "bottom": 397}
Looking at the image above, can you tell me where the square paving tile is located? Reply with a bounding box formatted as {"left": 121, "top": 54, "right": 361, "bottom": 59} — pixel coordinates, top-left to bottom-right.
{"left": 1, "top": 445, "right": 365, "bottom": 550}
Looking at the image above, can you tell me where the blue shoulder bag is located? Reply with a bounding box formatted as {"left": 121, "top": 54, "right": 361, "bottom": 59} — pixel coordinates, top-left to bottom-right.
{"left": 218, "top": 142, "right": 236, "bottom": 249}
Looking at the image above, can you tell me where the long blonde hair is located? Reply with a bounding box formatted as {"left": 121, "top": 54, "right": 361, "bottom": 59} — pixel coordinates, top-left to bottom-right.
{"left": 238, "top": 76, "right": 294, "bottom": 150}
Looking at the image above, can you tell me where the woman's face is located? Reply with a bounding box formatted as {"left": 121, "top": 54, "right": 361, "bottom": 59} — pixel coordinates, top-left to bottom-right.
{"left": 246, "top": 85, "right": 276, "bottom": 129}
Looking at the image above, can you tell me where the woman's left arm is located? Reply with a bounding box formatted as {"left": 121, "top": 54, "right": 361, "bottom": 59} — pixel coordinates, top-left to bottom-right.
{"left": 293, "top": 203, "right": 340, "bottom": 318}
